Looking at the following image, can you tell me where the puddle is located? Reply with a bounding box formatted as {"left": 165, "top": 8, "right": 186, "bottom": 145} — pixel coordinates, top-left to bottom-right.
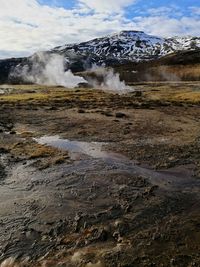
{"left": 35, "top": 135, "right": 116, "bottom": 160}
{"left": 0, "top": 136, "right": 199, "bottom": 264}
{"left": 34, "top": 136, "right": 199, "bottom": 190}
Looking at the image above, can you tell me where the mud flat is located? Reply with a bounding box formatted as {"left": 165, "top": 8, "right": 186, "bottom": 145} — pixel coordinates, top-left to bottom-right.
{"left": 0, "top": 83, "right": 200, "bottom": 267}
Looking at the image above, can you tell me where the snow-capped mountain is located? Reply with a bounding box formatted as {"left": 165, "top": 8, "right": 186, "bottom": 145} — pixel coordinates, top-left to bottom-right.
{"left": 51, "top": 31, "right": 200, "bottom": 68}
{"left": 0, "top": 30, "right": 200, "bottom": 83}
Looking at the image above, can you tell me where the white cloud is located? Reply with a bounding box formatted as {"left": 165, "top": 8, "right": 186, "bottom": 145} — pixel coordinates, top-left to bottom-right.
{"left": 132, "top": 15, "right": 200, "bottom": 37}
{"left": 0, "top": 1, "right": 200, "bottom": 59}
{"left": 0, "top": 0, "right": 135, "bottom": 58}
{"left": 190, "top": 7, "right": 200, "bottom": 16}
{"left": 78, "top": 0, "right": 136, "bottom": 13}
{"left": 147, "top": 6, "right": 183, "bottom": 17}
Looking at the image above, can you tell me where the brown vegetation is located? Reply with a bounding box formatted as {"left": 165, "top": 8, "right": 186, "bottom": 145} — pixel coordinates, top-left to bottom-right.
{"left": 112, "top": 50, "right": 200, "bottom": 82}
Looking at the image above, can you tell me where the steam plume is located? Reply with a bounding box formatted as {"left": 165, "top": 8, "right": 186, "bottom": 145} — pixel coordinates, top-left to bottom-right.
{"left": 89, "top": 65, "right": 133, "bottom": 94}
{"left": 10, "top": 52, "right": 86, "bottom": 88}
{"left": 10, "top": 53, "right": 133, "bottom": 93}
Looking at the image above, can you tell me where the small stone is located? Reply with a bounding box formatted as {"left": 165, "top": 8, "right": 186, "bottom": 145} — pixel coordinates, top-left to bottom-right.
{"left": 78, "top": 109, "right": 85, "bottom": 113}
{"left": 9, "top": 130, "right": 16, "bottom": 135}
{"left": 115, "top": 112, "right": 127, "bottom": 118}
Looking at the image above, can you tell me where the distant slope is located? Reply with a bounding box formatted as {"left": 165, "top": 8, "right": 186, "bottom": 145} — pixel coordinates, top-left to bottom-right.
{"left": 0, "top": 57, "right": 32, "bottom": 84}
{"left": 114, "top": 49, "right": 200, "bottom": 82}
{"left": 52, "top": 31, "right": 200, "bottom": 71}
{"left": 0, "top": 30, "right": 200, "bottom": 83}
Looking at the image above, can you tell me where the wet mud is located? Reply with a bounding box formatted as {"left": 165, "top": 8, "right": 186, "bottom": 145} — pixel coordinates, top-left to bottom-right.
{"left": 0, "top": 83, "right": 200, "bottom": 266}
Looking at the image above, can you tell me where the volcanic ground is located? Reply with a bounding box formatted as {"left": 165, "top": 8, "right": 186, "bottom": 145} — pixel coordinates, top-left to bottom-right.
{"left": 0, "top": 82, "right": 200, "bottom": 267}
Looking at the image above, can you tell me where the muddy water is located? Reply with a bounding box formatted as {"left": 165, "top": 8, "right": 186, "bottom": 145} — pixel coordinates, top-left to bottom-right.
{"left": 0, "top": 136, "right": 200, "bottom": 265}
{"left": 35, "top": 135, "right": 199, "bottom": 190}
{"left": 35, "top": 135, "right": 129, "bottom": 162}
{"left": 35, "top": 136, "right": 108, "bottom": 159}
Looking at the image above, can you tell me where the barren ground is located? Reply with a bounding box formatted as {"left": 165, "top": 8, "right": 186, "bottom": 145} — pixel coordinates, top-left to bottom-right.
{"left": 0, "top": 82, "right": 200, "bottom": 267}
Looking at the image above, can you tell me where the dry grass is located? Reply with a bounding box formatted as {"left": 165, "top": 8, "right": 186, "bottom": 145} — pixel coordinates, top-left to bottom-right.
{"left": 142, "top": 83, "right": 200, "bottom": 104}
{"left": 117, "top": 63, "right": 200, "bottom": 82}
{"left": 150, "top": 65, "right": 200, "bottom": 81}
{"left": 0, "top": 83, "right": 199, "bottom": 108}
{"left": 0, "top": 92, "right": 66, "bottom": 102}
{"left": 0, "top": 86, "right": 106, "bottom": 105}
{"left": 7, "top": 141, "right": 71, "bottom": 169}
{"left": 11, "top": 141, "right": 68, "bottom": 160}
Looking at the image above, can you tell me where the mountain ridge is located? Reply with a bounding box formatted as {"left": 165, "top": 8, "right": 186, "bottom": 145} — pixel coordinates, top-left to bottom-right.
{"left": 0, "top": 30, "right": 200, "bottom": 83}
{"left": 51, "top": 30, "right": 200, "bottom": 69}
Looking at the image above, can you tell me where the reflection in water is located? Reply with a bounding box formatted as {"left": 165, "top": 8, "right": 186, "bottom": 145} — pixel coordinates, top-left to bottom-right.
{"left": 34, "top": 136, "right": 197, "bottom": 189}
{"left": 35, "top": 136, "right": 110, "bottom": 159}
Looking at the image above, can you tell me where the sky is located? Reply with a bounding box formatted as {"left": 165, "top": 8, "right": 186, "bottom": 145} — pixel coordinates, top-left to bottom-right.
{"left": 0, "top": 0, "right": 200, "bottom": 59}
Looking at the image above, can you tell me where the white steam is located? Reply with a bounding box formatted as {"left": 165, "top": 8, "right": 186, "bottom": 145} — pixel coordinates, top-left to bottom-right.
{"left": 90, "top": 65, "right": 133, "bottom": 94}
{"left": 11, "top": 52, "right": 86, "bottom": 88}
{"left": 10, "top": 53, "right": 133, "bottom": 94}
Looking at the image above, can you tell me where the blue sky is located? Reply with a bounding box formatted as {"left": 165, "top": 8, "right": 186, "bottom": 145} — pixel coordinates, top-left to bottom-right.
{"left": 38, "top": 0, "right": 76, "bottom": 9}
{"left": 0, "top": 0, "right": 200, "bottom": 58}
{"left": 38, "top": 0, "right": 199, "bottom": 12}
{"left": 38, "top": 0, "right": 200, "bottom": 18}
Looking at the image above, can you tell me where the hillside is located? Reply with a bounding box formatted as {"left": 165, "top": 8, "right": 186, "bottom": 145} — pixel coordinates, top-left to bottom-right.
{"left": 114, "top": 49, "right": 200, "bottom": 82}
{"left": 0, "top": 31, "right": 200, "bottom": 83}
{"left": 52, "top": 31, "right": 200, "bottom": 70}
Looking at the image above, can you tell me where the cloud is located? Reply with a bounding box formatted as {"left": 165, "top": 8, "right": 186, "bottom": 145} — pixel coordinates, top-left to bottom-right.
{"left": 132, "top": 6, "right": 200, "bottom": 37}
{"left": 0, "top": 1, "right": 200, "bottom": 59}
{"left": 190, "top": 6, "right": 200, "bottom": 16}
{"left": 0, "top": 0, "right": 135, "bottom": 58}
{"left": 146, "top": 6, "right": 183, "bottom": 17}
{"left": 78, "top": 0, "right": 136, "bottom": 13}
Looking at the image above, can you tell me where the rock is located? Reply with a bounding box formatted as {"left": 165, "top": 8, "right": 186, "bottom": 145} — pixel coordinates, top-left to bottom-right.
{"left": 101, "top": 111, "right": 113, "bottom": 117}
{"left": 9, "top": 131, "right": 16, "bottom": 135}
{"left": 78, "top": 109, "right": 85, "bottom": 113}
{"left": 115, "top": 112, "right": 127, "bottom": 118}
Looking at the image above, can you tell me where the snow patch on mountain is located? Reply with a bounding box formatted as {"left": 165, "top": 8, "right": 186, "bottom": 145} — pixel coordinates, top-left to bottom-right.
{"left": 51, "top": 31, "right": 200, "bottom": 66}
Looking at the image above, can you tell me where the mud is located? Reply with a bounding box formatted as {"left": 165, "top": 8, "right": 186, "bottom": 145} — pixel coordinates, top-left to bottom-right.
{"left": 0, "top": 83, "right": 200, "bottom": 266}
